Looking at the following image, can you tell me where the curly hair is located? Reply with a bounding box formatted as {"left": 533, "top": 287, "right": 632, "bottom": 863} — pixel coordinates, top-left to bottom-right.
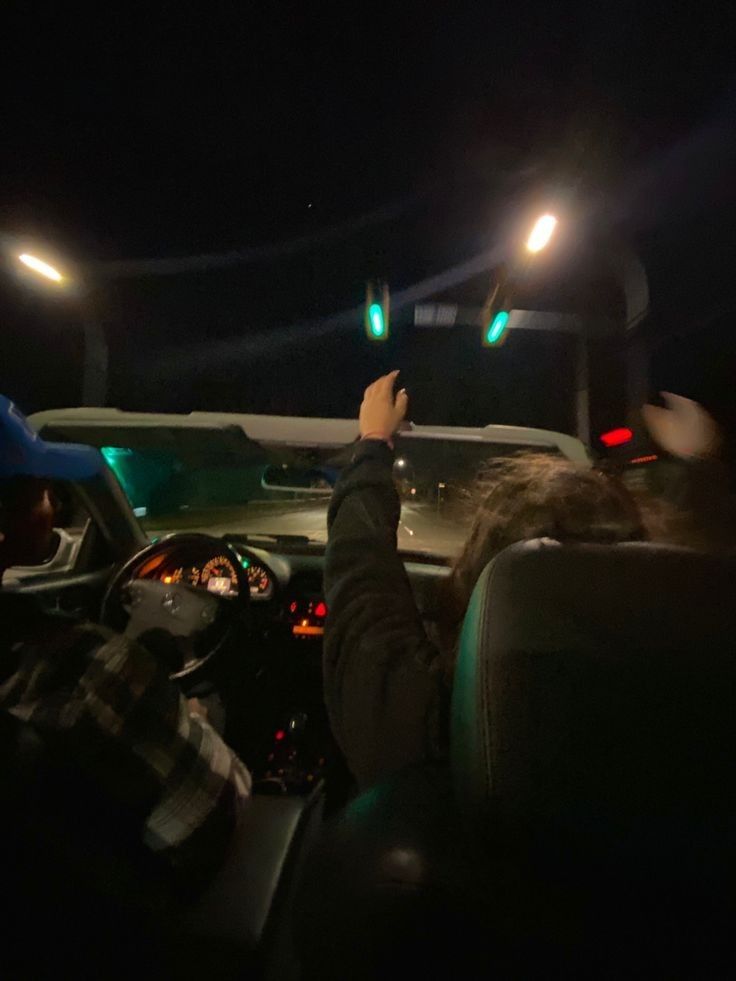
{"left": 434, "top": 453, "right": 651, "bottom": 669}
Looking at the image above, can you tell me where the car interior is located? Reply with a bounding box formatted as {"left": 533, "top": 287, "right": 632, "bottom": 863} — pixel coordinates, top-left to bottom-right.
{"left": 296, "top": 539, "right": 736, "bottom": 979}
{"left": 4, "top": 463, "right": 736, "bottom": 978}
{"left": 1, "top": 464, "right": 451, "bottom": 979}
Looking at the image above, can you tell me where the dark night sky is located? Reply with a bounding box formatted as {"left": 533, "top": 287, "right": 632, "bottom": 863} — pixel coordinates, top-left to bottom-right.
{"left": 1, "top": 2, "right": 735, "bottom": 436}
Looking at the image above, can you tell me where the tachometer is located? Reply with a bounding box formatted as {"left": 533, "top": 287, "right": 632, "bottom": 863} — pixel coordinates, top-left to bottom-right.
{"left": 247, "top": 562, "right": 273, "bottom": 598}
{"left": 200, "top": 555, "right": 239, "bottom": 597}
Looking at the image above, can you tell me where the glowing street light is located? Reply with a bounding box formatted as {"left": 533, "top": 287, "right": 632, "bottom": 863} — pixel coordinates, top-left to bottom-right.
{"left": 526, "top": 214, "right": 558, "bottom": 254}
{"left": 7, "top": 242, "right": 106, "bottom": 405}
{"left": 18, "top": 252, "right": 64, "bottom": 283}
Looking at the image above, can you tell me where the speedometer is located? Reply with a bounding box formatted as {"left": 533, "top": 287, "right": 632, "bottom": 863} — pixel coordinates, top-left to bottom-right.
{"left": 201, "top": 556, "right": 239, "bottom": 597}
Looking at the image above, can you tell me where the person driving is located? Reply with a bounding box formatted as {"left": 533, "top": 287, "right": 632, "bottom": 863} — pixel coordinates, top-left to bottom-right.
{"left": 324, "top": 372, "right": 652, "bottom": 788}
{"left": 0, "top": 395, "right": 251, "bottom": 889}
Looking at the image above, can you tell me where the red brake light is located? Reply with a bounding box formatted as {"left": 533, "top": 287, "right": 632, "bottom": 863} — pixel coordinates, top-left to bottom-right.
{"left": 600, "top": 427, "right": 633, "bottom": 448}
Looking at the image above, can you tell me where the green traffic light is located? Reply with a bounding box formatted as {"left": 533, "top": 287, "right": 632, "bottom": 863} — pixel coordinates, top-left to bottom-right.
{"left": 364, "top": 281, "right": 389, "bottom": 341}
{"left": 485, "top": 310, "right": 509, "bottom": 345}
{"left": 368, "top": 302, "right": 386, "bottom": 338}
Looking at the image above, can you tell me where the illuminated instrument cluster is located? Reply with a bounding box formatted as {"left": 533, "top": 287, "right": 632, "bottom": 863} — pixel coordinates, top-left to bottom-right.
{"left": 142, "top": 552, "right": 240, "bottom": 597}
{"left": 242, "top": 559, "right": 275, "bottom": 600}
{"left": 288, "top": 595, "right": 328, "bottom": 638}
{"left": 136, "top": 545, "right": 275, "bottom": 601}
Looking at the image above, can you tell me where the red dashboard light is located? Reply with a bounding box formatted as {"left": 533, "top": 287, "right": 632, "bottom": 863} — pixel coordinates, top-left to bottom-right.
{"left": 289, "top": 601, "right": 297, "bottom": 614}
{"left": 600, "top": 427, "right": 633, "bottom": 448}
{"left": 630, "top": 453, "right": 658, "bottom": 465}
{"left": 292, "top": 624, "right": 324, "bottom": 637}
{"left": 314, "top": 601, "right": 328, "bottom": 618}
{"left": 275, "top": 729, "right": 286, "bottom": 742}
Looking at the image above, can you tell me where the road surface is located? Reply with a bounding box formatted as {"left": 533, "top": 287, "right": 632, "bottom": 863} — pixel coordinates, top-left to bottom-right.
{"left": 151, "top": 501, "right": 466, "bottom": 557}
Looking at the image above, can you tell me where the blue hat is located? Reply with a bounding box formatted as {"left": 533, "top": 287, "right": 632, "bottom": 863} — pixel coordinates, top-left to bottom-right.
{"left": 0, "top": 395, "right": 103, "bottom": 481}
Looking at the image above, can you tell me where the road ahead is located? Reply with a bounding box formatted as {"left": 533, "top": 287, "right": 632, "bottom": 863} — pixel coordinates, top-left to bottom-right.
{"left": 166, "top": 501, "right": 466, "bottom": 557}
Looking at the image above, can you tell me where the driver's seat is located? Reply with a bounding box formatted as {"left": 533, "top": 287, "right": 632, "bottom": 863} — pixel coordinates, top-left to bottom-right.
{"left": 297, "top": 540, "right": 736, "bottom": 978}
{"left": 1, "top": 705, "right": 322, "bottom": 981}
{"left": 0, "top": 708, "right": 174, "bottom": 980}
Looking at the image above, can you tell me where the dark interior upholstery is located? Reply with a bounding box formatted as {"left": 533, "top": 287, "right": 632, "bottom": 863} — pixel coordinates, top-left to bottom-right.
{"left": 1, "top": 710, "right": 171, "bottom": 980}
{"left": 298, "top": 541, "right": 736, "bottom": 978}
{"left": 1, "top": 709, "right": 321, "bottom": 981}
{"left": 179, "top": 790, "right": 324, "bottom": 981}
{"left": 453, "top": 540, "right": 736, "bottom": 830}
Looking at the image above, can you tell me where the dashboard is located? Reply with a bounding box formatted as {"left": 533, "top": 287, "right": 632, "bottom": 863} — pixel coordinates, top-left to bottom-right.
{"left": 132, "top": 535, "right": 450, "bottom": 641}
{"left": 237, "top": 543, "right": 450, "bottom": 638}
{"left": 114, "top": 532, "right": 452, "bottom": 798}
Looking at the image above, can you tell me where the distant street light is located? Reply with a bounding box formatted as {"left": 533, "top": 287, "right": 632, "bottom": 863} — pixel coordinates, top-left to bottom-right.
{"left": 18, "top": 253, "right": 64, "bottom": 283}
{"left": 526, "top": 214, "right": 558, "bottom": 254}
{"left": 6, "top": 241, "right": 108, "bottom": 406}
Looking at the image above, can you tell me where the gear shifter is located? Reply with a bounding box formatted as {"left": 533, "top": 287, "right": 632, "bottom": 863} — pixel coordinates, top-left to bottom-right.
{"left": 287, "top": 711, "right": 308, "bottom": 740}
{"left": 254, "top": 710, "right": 327, "bottom": 794}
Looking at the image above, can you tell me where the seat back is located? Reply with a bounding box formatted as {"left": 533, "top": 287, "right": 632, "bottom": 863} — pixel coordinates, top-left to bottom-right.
{"left": 297, "top": 541, "right": 736, "bottom": 979}
{"left": 452, "top": 540, "right": 736, "bottom": 836}
{"left": 451, "top": 539, "right": 736, "bottom": 974}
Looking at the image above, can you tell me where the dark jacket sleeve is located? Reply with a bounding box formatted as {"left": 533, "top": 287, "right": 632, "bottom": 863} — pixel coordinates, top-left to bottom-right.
{"left": 323, "top": 439, "right": 448, "bottom": 788}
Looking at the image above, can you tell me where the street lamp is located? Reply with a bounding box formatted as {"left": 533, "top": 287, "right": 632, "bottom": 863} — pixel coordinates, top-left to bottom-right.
{"left": 526, "top": 214, "right": 558, "bottom": 254}
{"left": 9, "top": 244, "right": 108, "bottom": 406}
{"left": 18, "top": 253, "right": 64, "bottom": 283}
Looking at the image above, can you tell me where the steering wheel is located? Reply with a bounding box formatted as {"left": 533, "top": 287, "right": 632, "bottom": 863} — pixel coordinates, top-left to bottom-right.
{"left": 101, "top": 533, "right": 254, "bottom": 680}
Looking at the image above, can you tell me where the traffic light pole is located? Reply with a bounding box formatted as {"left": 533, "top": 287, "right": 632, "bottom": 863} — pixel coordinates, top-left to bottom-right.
{"left": 481, "top": 268, "right": 506, "bottom": 321}
{"left": 82, "top": 317, "right": 108, "bottom": 406}
{"left": 81, "top": 288, "right": 109, "bottom": 406}
{"left": 615, "top": 243, "right": 651, "bottom": 422}
{"left": 574, "top": 332, "right": 590, "bottom": 447}
{"left": 481, "top": 309, "right": 590, "bottom": 443}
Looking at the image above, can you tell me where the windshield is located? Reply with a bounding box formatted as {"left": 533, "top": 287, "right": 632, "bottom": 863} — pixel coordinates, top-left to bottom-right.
{"left": 47, "top": 423, "right": 562, "bottom": 557}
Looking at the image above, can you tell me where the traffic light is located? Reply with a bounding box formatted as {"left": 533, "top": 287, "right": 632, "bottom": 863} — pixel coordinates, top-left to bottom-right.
{"left": 480, "top": 272, "right": 510, "bottom": 347}
{"left": 483, "top": 309, "right": 510, "bottom": 347}
{"left": 365, "top": 281, "right": 389, "bottom": 341}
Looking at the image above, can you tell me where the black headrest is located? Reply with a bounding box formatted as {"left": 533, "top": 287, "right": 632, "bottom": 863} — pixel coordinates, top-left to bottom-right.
{"left": 451, "top": 540, "right": 736, "bottom": 845}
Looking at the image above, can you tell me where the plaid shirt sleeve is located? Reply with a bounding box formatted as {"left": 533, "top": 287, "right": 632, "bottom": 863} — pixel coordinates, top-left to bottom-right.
{"left": 0, "top": 619, "right": 251, "bottom": 856}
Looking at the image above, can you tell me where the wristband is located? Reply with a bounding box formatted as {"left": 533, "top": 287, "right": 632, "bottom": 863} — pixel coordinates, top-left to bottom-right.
{"left": 361, "top": 431, "right": 395, "bottom": 450}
